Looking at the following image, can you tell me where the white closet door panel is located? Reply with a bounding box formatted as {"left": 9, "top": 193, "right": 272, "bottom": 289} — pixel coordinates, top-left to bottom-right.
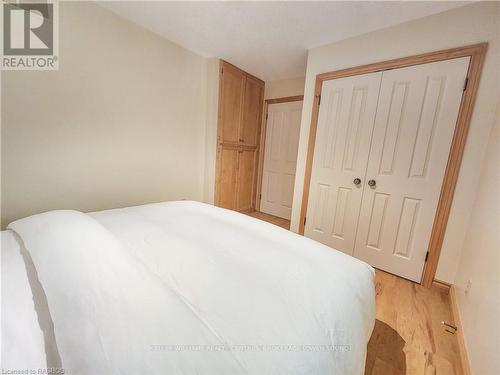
{"left": 304, "top": 72, "right": 383, "bottom": 254}
{"left": 260, "top": 101, "right": 302, "bottom": 219}
{"left": 354, "top": 57, "right": 470, "bottom": 281}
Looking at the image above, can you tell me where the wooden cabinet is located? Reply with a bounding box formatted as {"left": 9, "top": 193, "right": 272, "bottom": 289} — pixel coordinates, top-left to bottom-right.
{"left": 217, "top": 146, "right": 239, "bottom": 209}
{"left": 240, "top": 77, "right": 264, "bottom": 147}
{"left": 236, "top": 148, "right": 258, "bottom": 211}
{"left": 215, "top": 61, "right": 264, "bottom": 211}
{"left": 219, "top": 64, "right": 245, "bottom": 144}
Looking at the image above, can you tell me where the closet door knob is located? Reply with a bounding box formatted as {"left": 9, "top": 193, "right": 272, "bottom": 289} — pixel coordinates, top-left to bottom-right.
{"left": 368, "top": 179, "right": 376, "bottom": 187}
{"left": 353, "top": 178, "right": 361, "bottom": 186}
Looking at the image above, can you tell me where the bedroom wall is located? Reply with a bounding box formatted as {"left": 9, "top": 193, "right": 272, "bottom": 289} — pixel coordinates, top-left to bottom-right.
{"left": 264, "top": 76, "right": 305, "bottom": 100}
{"left": 454, "top": 100, "right": 499, "bottom": 375}
{"left": 290, "top": 1, "right": 500, "bottom": 283}
{"left": 202, "top": 58, "right": 220, "bottom": 204}
{"left": 1, "top": 2, "right": 210, "bottom": 228}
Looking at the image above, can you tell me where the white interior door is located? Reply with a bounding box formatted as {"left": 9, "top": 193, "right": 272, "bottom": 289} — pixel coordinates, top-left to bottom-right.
{"left": 353, "top": 57, "right": 470, "bottom": 281}
{"left": 304, "top": 72, "right": 383, "bottom": 254}
{"left": 260, "top": 101, "right": 302, "bottom": 219}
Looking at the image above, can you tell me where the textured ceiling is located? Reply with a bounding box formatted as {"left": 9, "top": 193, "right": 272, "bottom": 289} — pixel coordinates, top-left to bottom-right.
{"left": 99, "top": 1, "right": 468, "bottom": 81}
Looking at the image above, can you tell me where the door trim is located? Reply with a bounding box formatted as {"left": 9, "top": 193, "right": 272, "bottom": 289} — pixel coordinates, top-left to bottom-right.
{"left": 298, "top": 43, "right": 488, "bottom": 287}
{"left": 256, "top": 95, "right": 304, "bottom": 211}
{"left": 265, "top": 95, "right": 304, "bottom": 105}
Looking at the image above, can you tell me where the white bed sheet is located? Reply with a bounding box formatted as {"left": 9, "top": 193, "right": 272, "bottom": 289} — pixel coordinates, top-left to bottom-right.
{"left": 7, "top": 201, "right": 375, "bottom": 374}
{"left": 1, "top": 231, "right": 46, "bottom": 370}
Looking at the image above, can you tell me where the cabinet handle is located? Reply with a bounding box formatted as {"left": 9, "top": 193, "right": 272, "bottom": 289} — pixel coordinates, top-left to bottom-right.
{"left": 368, "top": 179, "right": 376, "bottom": 188}
{"left": 353, "top": 178, "right": 361, "bottom": 186}
{"left": 239, "top": 138, "right": 244, "bottom": 142}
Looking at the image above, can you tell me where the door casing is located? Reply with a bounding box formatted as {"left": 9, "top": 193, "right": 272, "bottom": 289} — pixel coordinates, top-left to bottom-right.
{"left": 298, "top": 43, "right": 488, "bottom": 287}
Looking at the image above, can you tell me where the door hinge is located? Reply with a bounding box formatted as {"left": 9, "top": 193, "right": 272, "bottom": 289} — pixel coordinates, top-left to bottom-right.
{"left": 316, "top": 95, "right": 321, "bottom": 106}
{"left": 425, "top": 251, "right": 429, "bottom": 262}
{"left": 303, "top": 216, "right": 307, "bottom": 226}
{"left": 463, "top": 77, "right": 468, "bottom": 91}
{"left": 259, "top": 193, "right": 262, "bottom": 200}
{"left": 266, "top": 113, "right": 268, "bottom": 120}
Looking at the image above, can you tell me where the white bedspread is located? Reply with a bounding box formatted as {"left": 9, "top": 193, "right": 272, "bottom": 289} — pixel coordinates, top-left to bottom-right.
{"left": 8, "top": 201, "right": 375, "bottom": 375}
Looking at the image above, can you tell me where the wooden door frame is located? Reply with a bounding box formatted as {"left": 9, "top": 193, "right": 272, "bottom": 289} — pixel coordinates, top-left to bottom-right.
{"left": 255, "top": 95, "right": 304, "bottom": 211}
{"left": 297, "top": 43, "right": 487, "bottom": 287}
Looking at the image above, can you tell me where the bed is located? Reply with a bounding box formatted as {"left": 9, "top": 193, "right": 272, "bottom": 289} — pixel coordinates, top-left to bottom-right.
{"left": 2, "top": 201, "right": 375, "bottom": 374}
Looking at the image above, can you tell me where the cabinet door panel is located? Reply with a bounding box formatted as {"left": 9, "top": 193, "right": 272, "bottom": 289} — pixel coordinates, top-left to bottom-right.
{"left": 237, "top": 149, "right": 257, "bottom": 211}
{"left": 220, "top": 66, "right": 245, "bottom": 144}
{"left": 216, "top": 147, "right": 238, "bottom": 209}
{"left": 241, "top": 77, "right": 264, "bottom": 147}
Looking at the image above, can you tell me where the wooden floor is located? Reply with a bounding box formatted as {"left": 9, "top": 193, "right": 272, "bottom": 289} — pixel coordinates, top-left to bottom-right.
{"left": 246, "top": 210, "right": 463, "bottom": 375}
{"left": 367, "top": 270, "right": 462, "bottom": 375}
{"left": 245, "top": 210, "right": 291, "bottom": 229}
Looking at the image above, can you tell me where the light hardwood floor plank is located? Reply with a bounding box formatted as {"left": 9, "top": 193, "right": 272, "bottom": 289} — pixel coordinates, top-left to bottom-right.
{"left": 244, "top": 210, "right": 290, "bottom": 230}
{"left": 368, "top": 270, "right": 462, "bottom": 375}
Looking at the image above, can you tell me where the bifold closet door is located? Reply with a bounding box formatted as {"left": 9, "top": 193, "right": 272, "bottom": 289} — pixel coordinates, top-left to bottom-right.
{"left": 304, "top": 72, "right": 383, "bottom": 254}
{"left": 260, "top": 101, "right": 302, "bottom": 220}
{"left": 353, "top": 57, "right": 470, "bottom": 282}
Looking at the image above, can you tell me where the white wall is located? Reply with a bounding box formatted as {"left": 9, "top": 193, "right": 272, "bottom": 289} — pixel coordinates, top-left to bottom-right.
{"left": 454, "top": 100, "right": 499, "bottom": 375}
{"left": 264, "top": 76, "right": 305, "bottom": 100}
{"left": 202, "top": 58, "right": 220, "bottom": 204}
{"left": 1, "top": 2, "right": 210, "bottom": 228}
{"left": 290, "top": 2, "right": 500, "bottom": 283}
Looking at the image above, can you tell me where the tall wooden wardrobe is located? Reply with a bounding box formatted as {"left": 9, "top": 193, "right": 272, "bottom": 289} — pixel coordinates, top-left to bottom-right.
{"left": 215, "top": 61, "right": 265, "bottom": 212}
